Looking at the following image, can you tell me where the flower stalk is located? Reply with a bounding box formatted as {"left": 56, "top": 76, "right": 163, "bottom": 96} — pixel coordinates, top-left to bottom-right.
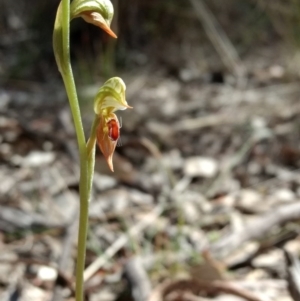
{"left": 53, "top": 1, "right": 131, "bottom": 300}
{"left": 56, "top": 1, "right": 89, "bottom": 300}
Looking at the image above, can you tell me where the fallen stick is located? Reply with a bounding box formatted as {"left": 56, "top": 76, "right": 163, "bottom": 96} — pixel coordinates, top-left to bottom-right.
{"left": 148, "top": 279, "right": 264, "bottom": 301}
{"left": 211, "top": 202, "right": 300, "bottom": 258}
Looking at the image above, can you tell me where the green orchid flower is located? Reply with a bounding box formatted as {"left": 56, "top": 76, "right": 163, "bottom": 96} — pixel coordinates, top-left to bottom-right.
{"left": 53, "top": 0, "right": 116, "bottom": 74}
{"left": 94, "top": 77, "right": 132, "bottom": 171}
{"left": 70, "top": 0, "right": 117, "bottom": 38}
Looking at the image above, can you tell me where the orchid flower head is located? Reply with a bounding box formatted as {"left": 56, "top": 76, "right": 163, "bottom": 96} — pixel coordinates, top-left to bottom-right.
{"left": 70, "top": 0, "right": 117, "bottom": 38}
{"left": 53, "top": 0, "right": 116, "bottom": 74}
{"left": 94, "top": 77, "right": 132, "bottom": 171}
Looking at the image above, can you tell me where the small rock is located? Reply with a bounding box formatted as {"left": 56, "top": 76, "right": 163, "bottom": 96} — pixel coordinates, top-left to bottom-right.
{"left": 93, "top": 173, "right": 117, "bottom": 191}
{"left": 21, "top": 151, "right": 55, "bottom": 167}
{"left": 269, "top": 65, "right": 285, "bottom": 78}
{"left": 129, "top": 189, "right": 153, "bottom": 206}
{"left": 273, "top": 188, "right": 295, "bottom": 203}
{"left": 90, "top": 288, "right": 115, "bottom": 301}
{"left": 284, "top": 239, "right": 300, "bottom": 255}
{"left": 21, "top": 283, "right": 50, "bottom": 301}
{"left": 237, "top": 189, "right": 262, "bottom": 211}
{"left": 245, "top": 269, "right": 269, "bottom": 280}
{"left": 252, "top": 249, "right": 284, "bottom": 272}
{"left": 184, "top": 156, "right": 218, "bottom": 178}
{"left": 37, "top": 266, "right": 57, "bottom": 281}
{"left": 219, "top": 194, "right": 236, "bottom": 207}
{"left": 251, "top": 116, "right": 267, "bottom": 129}
{"left": 180, "top": 201, "right": 200, "bottom": 224}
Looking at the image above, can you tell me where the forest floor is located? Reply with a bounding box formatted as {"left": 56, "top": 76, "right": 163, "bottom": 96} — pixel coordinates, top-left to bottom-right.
{"left": 1, "top": 43, "right": 300, "bottom": 301}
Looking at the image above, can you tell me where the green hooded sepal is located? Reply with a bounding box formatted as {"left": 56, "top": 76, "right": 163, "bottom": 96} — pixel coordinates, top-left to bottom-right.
{"left": 70, "top": 0, "right": 117, "bottom": 38}
{"left": 94, "top": 77, "right": 131, "bottom": 115}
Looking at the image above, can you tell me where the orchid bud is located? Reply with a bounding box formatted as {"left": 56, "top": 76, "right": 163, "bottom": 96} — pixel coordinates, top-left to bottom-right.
{"left": 70, "top": 0, "right": 117, "bottom": 38}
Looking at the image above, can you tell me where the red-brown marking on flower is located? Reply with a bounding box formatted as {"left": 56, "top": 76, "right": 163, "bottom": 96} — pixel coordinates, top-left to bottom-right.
{"left": 96, "top": 114, "right": 119, "bottom": 172}
{"left": 107, "top": 118, "right": 120, "bottom": 141}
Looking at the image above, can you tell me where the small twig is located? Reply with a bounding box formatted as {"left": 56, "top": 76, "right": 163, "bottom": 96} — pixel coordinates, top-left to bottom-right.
{"left": 188, "top": 0, "right": 245, "bottom": 79}
{"left": 284, "top": 249, "right": 300, "bottom": 301}
{"left": 148, "top": 279, "right": 263, "bottom": 301}
{"left": 173, "top": 111, "right": 247, "bottom": 132}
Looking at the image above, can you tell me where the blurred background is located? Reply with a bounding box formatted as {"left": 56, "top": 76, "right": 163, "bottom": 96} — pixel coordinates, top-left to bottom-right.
{"left": 1, "top": 0, "right": 300, "bottom": 300}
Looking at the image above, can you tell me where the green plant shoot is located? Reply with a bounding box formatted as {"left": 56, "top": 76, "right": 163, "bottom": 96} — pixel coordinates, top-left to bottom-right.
{"left": 52, "top": 1, "right": 131, "bottom": 300}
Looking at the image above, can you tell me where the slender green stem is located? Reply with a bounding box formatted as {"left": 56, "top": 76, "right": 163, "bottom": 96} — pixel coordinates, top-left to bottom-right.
{"left": 61, "top": 0, "right": 85, "bottom": 150}
{"left": 60, "top": 1, "right": 91, "bottom": 301}
{"left": 87, "top": 115, "right": 100, "bottom": 157}
{"left": 57, "top": 1, "right": 119, "bottom": 299}
{"left": 86, "top": 116, "right": 99, "bottom": 199}
{"left": 74, "top": 181, "right": 89, "bottom": 301}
